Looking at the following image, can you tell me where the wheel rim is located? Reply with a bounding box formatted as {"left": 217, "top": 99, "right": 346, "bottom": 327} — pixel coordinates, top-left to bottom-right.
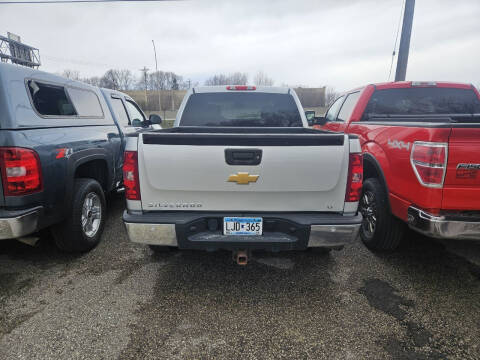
{"left": 81, "top": 192, "right": 102, "bottom": 238}
{"left": 360, "top": 190, "right": 377, "bottom": 237}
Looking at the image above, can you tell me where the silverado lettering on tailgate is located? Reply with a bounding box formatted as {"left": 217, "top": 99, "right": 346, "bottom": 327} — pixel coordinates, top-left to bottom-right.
{"left": 147, "top": 202, "right": 203, "bottom": 209}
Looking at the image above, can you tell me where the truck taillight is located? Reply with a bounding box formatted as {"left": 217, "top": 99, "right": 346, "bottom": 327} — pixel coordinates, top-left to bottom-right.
{"left": 410, "top": 142, "right": 448, "bottom": 188}
{"left": 411, "top": 81, "right": 437, "bottom": 87}
{"left": 0, "top": 147, "right": 43, "bottom": 196}
{"left": 345, "top": 153, "right": 363, "bottom": 202}
{"left": 123, "top": 151, "right": 141, "bottom": 200}
{"left": 226, "top": 85, "right": 256, "bottom": 91}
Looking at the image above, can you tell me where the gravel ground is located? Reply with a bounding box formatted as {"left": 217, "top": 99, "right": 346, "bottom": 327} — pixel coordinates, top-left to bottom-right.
{"left": 1, "top": 194, "right": 479, "bottom": 359}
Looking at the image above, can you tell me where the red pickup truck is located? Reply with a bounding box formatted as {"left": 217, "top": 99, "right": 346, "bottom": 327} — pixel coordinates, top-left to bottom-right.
{"left": 314, "top": 81, "right": 480, "bottom": 250}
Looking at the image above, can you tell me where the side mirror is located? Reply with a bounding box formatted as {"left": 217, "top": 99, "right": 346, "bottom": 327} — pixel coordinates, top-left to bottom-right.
{"left": 131, "top": 119, "right": 143, "bottom": 127}
{"left": 313, "top": 116, "right": 327, "bottom": 126}
{"left": 305, "top": 111, "right": 315, "bottom": 126}
{"left": 149, "top": 113, "right": 162, "bottom": 125}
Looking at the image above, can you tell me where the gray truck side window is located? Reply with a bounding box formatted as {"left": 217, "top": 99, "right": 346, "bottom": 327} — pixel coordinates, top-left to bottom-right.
{"left": 111, "top": 98, "right": 130, "bottom": 127}
{"left": 28, "top": 80, "right": 77, "bottom": 116}
{"left": 125, "top": 100, "right": 145, "bottom": 123}
{"left": 325, "top": 96, "right": 345, "bottom": 122}
{"left": 67, "top": 87, "right": 104, "bottom": 118}
{"left": 337, "top": 92, "right": 360, "bottom": 122}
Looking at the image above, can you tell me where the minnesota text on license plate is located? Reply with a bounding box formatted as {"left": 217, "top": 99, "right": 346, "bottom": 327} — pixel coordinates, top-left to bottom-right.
{"left": 223, "top": 217, "right": 263, "bottom": 235}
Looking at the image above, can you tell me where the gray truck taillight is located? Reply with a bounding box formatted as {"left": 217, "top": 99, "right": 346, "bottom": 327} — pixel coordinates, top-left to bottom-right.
{"left": 0, "top": 147, "right": 43, "bottom": 196}
{"left": 410, "top": 142, "right": 448, "bottom": 188}
{"left": 123, "top": 151, "right": 140, "bottom": 200}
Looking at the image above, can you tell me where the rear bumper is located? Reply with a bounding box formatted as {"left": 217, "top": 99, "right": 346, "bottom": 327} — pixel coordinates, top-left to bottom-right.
{"left": 0, "top": 207, "right": 42, "bottom": 240}
{"left": 407, "top": 206, "right": 480, "bottom": 240}
{"left": 123, "top": 211, "right": 361, "bottom": 251}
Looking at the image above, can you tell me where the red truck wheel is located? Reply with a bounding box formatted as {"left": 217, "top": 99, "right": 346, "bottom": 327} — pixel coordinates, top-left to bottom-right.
{"left": 359, "top": 178, "right": 404, "bottom": 251}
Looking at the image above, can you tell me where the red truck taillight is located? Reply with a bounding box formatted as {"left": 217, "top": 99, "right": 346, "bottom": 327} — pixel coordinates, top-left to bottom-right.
{"left": 226, "top": 85, "right": 256, "bottom": 91}
{"left": 123, "top": 151, "right": 141, "bottom": 200}
{"left": 0, "top": 147, "right": 43, "bottom": 196}
{"left": 345, "top": 153, "right": 363, "bottom": 202}
{"left": 410, "top": 142, "right": 448, "bottom": 188}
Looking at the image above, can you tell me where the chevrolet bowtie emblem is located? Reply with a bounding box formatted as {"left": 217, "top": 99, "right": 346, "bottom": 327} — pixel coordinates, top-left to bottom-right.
{"left": 228, "top": 172, "right": 259, "bottom": 185}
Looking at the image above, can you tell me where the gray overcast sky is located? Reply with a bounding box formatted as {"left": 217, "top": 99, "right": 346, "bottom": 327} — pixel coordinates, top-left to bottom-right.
{"left": 1, "top": 0, "right": 479, "bottom": 90}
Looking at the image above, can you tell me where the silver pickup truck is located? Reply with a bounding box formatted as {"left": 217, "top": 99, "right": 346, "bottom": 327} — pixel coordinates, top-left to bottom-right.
{"left": 122, "top": 86, "right": 363, "bottom": 264}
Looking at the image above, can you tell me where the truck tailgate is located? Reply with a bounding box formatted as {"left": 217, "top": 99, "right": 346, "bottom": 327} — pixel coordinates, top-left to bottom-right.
{"left": 443, "top": 127, "right": 480, "bottom": 210}
{"left": 137, "top": 129, "right": 350, "bottom": 212}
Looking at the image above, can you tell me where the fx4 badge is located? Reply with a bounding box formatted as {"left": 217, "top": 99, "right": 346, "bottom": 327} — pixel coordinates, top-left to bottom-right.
{"left": 228, "top": 172, "right": 259, "bottom": 185}
{"left": 388, "top": 139, "right": 410, "bottom": 151}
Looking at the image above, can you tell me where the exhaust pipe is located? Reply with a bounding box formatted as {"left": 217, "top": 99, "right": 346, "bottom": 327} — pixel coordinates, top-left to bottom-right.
{"left": 233, "top": 250, "right": 249, "bottom": 266}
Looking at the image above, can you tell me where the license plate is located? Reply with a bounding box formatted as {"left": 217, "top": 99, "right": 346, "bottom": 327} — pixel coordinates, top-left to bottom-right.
{"left": 223, "top": 217, "right": 263, "bottom": 236}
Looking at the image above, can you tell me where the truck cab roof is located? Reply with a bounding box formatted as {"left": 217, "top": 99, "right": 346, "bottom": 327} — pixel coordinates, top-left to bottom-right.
{"left": 192, "top": 86, "right": 292, "bottom": 94}
{"left": 345, "top": 81, "right": 476, "bottom": 94}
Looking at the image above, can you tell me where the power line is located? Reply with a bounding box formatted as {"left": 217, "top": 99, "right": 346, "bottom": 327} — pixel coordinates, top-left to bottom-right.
{"left": 388, "top": 0, "right": 405, "bottom": 81}
{"left": 0, "top": 0, "right": 181, "bottom": 4}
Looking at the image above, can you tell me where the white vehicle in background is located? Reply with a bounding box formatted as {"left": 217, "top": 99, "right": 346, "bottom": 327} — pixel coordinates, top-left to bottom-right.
{"left": 122, "top": 85, "right": 363, "bottom": 264}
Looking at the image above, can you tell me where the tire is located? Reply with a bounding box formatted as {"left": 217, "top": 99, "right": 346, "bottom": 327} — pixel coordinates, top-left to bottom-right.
{"left": 52, "top": 178, "right": 106, "bottom": 252}
{"left": 359, "top": 178, "right": 404, "bottom": 251}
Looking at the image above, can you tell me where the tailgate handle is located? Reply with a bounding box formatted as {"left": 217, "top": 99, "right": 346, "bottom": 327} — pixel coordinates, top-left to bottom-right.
{"left": 225, "top": 149, "right": 262, "bottom": 165}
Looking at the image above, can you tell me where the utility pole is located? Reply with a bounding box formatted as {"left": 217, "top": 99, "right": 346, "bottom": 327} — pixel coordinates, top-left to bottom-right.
{"left": 152, "top": 40, "right": 161, "bottom": 114}
{"left": 395, "top": 0, "right": 415, "bottom": 81}
{"left": 140, "top": 66, "right": 149, "bottom": 105}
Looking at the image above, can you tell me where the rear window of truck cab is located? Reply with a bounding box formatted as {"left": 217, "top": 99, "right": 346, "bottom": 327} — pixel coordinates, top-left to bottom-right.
{"left": 362, "top": 87, "right": 480, "bottom": 119}
{"left": 180, "top": 92, "right": 303, "bottom": 127}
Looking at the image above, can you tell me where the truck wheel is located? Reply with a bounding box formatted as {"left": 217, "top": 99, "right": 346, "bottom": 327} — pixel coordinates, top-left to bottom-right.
{"left": 359, "top": 178, "right": 404, "bottom": 251}
{"left": 52, "top": 178, "right": 106, "bottom": 252}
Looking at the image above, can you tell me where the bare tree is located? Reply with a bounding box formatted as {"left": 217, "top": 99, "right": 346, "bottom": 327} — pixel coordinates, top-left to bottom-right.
{"left": 253, "top": 71, "right": 274, "bottom": 86}
{"left": 62, "top": 69, "right": 81, "bottom": 81}
{"left": 148, "top": 71, "right": 184, "bottom": 90}
{"left": 205, "top": 72, "right": 248, "bottom": 86}
{"left": 229, "top": 72, "right": 248, "bottom": 85}
{"left": 325, "top": 86, "right": 339, "bottom": 106}
{"left": 116, "top": 69, "right": 134, "bottom": 90}
{"left": 99, "top": 70, "right": 120, "bottom": 90}
{"left": 83, "top": 76, "right": 101, "bottom": 87}
{"left": 172, "top": 77, "right": 179, "bottom": 90}
{"left": 204, "top": 74, "right": 228, "bottom": 86}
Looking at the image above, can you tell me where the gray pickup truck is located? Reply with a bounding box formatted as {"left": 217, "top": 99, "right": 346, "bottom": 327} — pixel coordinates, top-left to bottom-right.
{"left": 0, "top": 63, "right": 161, "bottom": 252}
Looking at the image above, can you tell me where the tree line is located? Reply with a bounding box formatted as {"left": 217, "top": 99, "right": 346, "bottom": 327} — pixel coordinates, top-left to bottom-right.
{"left": 60, "top": 69, "right": 276, "bottom": 90}
{"left": 61, "top": 68, "right": 337, "bottom": 107}
{"left": 61, "top": 69, "right": 190, "bottom": 91}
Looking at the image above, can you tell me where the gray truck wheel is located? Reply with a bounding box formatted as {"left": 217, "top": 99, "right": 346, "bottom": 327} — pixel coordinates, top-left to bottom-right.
{"left": 52, "top": 178, "right": 106, "bottom": 252}
{"left": 359, "top": 178, "right": 404, "bottom": 251}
